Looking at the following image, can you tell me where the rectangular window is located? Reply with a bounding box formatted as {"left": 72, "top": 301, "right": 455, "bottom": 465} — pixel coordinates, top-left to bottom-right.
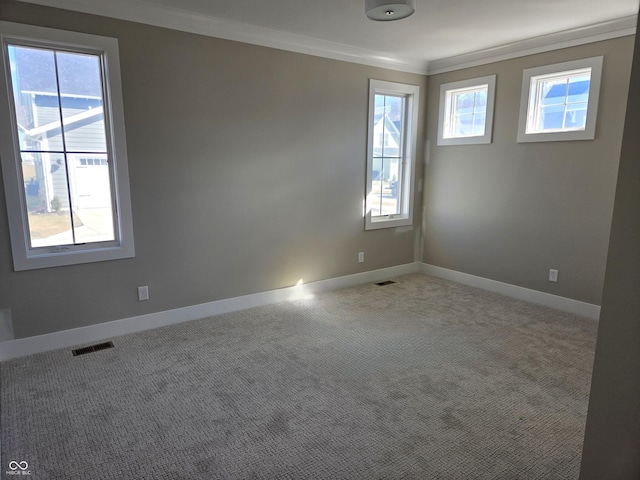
{"left": 366, "top": 80, "right": 419, "bottom": 230}
{"left": 438, "top": 75, "right": 496, "bottom": 146}
{"left": 0, "top": 22, "right": 134, "bottom": 270}
{"left": 517, "top": 56, "right": 603, "bottom": 142}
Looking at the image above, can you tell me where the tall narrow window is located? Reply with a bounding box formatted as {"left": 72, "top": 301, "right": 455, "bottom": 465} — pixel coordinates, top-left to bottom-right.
{"left": 0, "top": 22, "right": 134, "bottom": 270}
{"left": 366, "top": 80, "right": 419, "bottom": 230}
{"left": 10, "top": 45, "right": 113, "bottom": 246}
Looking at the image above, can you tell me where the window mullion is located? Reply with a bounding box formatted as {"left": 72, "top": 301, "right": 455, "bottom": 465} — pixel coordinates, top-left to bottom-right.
{"left": 52, "top": 50, "right": 77, "bottom": 247}
{"left": 561, "top": 78, "right": 570, "bottom": 130}
{"left": 535, "top": 80, "right": 544, "bottom": 131}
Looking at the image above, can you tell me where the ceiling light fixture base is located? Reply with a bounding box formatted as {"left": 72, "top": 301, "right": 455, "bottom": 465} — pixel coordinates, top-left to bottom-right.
{"left": 365, "top": 0, "right": 416, "bottom": 21}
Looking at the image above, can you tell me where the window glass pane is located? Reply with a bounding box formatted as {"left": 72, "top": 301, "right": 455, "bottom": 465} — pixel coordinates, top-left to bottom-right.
{"left": 475, "top": 90, "right": 487, "bottom": 108}
{"left": 371, "top": 154, "right": 402, "bottom": 217}
{"left": 456, "top": 92, "right": 475, "bottom": 108}
{"left": 455, "top": 114, "right": 474, "bottom": 136}
{"left": 9, "top": 46, "right": 62, "bottom": 151}
{"left": 541, "top": 79, "right": 568, "bottom": 105}
{"left": 9, "top": 44, "right": 116, "bottom": 248}
{"left": 70, "top": 154, "right": 115, "bottom": 243}
{"left": 529, "top": 71, "right": 593, "bottom": 134}
{"left": 373, "top": 94, "right": 386, "bottom": 157}
{"left": 565, "top": 104, "right": 588, "bottom": 129}
{"left": 472, "top": 113, "right": 486, "bottom": 136}
{"left": 372, "top": 93, "right": 404, "bottom": 218}
{"left": 371, "top": 157, "right": 383, "bottom": 217}
{"left": 567, "top": 77, "right": 590, "bottom": 104}
{"left": 22, "top": 152, "right": 74, "bottom": 247}
{"left": 376, "top": 157, "right": 399, "bottom": 216}
{"left": 455, "top": 92, "right": 475, "bottom": 116}
{"left": 474, "top": 103, "right": 487, "bottom": 115}
{"left": 384, "top": 95, "right": 403, "bottom": 114}
{"left": 56, "top": 51, "right": 107, "bottom": 152}
{"left": 540, "top": 105, "right": 565, "bottom": 130}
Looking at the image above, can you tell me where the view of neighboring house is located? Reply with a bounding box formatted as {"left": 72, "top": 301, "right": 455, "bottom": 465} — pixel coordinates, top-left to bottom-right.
{"left": 13, "top": 45, "right": 114, "bottom": 246}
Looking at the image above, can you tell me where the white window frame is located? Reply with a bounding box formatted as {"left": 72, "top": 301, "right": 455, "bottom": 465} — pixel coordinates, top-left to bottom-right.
{"left": 365, "top": 79, "right": 419, "bottom": 230}
{"left": 517, "top": 56, "right": 603, "bottom": 143}
{"left": 437, "top": 75, "right": 496, "bottom": 146}
{"left": 0, "top": 21, "right": 135, "bottom": 270}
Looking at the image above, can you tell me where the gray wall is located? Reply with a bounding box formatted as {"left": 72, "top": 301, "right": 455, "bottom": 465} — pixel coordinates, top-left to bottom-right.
{"left": 423, "top": 37, "right": 634, "bottom": 305}
{"left": 580, "top": 21, "right": 640, "bottom": 479}
{"left": 0, "top": 1, "right": 427, "bottom": 338}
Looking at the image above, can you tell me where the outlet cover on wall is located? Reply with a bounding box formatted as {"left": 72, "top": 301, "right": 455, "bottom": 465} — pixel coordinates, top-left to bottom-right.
{"left": 138, "top": 286, "right": 149, "bottom": 301}
{"left": 549, "top": 269, "right": 559, "bottom": 283}
{"left": 358, "top": 252, "right": 365, "bottom": 263}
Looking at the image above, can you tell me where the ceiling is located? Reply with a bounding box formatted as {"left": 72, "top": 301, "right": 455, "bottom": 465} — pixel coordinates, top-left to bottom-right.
{"left": 17, "top": 0, "right": 640, "bottom": 73}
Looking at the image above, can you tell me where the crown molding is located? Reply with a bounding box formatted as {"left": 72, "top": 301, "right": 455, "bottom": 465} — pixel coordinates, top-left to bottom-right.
{"left": 13, "top": 1, "right": 638, "bottom": 76}
{"left": 14, "top": 0, "right": 431, "bottom": 74}
{"left": 427, "top": 15, "right": 637, "bottom": 75}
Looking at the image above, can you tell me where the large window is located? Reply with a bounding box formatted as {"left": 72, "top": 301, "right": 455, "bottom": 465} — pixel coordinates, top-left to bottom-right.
{"left": 438, "top": 75, "right": 496, "bottom": 146}
{"left": 517, "top": 57, "right": 603, "bottom": 142}
{"left": 366, "top": 80, "right": 419, "bottom": 230}
{"left": 0, "top": 22, "right": 134, "bottom": 270}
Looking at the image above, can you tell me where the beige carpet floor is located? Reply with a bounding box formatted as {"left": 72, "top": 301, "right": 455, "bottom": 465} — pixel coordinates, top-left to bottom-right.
{"left": 1, "top": 274, "right": 598, "bottom": 479}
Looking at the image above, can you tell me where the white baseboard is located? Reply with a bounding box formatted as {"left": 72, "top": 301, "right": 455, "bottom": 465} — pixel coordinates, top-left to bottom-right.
{"left": 0, "top": 262, "right": 599, "bottom": 361}
{"left": 420, "top": 263, "right": 601, "bottom": 320}
{"left": 0, "top": 309, "right": 13, "bottom": 342}
{"left": 0, "top": 263, "right": 419, "bottom": 361}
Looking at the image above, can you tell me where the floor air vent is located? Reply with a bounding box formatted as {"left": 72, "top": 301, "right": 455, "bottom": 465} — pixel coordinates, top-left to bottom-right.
{"left": 72, "top": 341, "right": 114, "bottom": 356}
{"left": 375, "top": 280, "right": 396, "bottom": 286}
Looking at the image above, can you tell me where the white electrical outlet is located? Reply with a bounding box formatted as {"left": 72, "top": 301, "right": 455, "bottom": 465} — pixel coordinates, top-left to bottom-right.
{"left": 549, "top": 269, "right": 559, "bottom": 283}
{"left": 358, "top": 252, "right": 365, "bottom": 263}
{"left": 138, "top": 285, "right": 149, "bottom": 301}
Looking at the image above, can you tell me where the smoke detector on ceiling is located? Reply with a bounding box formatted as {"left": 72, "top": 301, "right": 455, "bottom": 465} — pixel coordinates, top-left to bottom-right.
{"left": 365, "top": 0, "right": 416, "bottom": 21}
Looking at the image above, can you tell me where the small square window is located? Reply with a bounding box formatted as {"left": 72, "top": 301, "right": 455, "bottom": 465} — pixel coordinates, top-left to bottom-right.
{"left": 517, "top": 56, "right": 603, "bottom": 142}
{"left": 437, "top": 75, "right": 496, "bottom": 146}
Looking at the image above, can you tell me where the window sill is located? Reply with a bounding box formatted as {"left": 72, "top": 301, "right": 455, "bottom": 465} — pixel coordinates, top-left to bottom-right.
{"left": 365, "top": 215, "right": 412, "bottom": 231}
{"left": 438, "top": 135, "right": 493, "bottom": 146}
{"left": 516, "top": 129, "right": 596, "bottom": 143}
{"left": 12, "top": 242, "right": 135, "bottom": 271}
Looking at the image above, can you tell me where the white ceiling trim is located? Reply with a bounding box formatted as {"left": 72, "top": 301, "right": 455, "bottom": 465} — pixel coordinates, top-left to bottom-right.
{"left": 428, "top": 16, "right": 638, "bottom": 75}
{"left": 15, "top": 0, "right": 638, "bottom": 76}
{"left": 15, "top": 0, "right": 431, "bottom": 74}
